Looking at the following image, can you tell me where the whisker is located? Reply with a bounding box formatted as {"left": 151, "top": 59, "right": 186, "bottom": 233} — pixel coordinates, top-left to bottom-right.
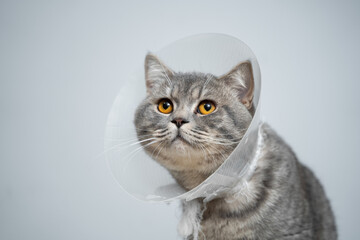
{"left": 133, "top": 127, "right": 169, "bottom": 135}
{"left": 128, "top": 138, "right": 157, "bottom": 147}
{"left": 189, "top": 129, "right": 242, "bottom": 143}
{"left": 105, "top": 133, "right": 154, "bottom": 141}
{"left": 155, "top": 142, "right": 166, "bottom": 160}
{"left": 120, "top": 140, "right": 159, "bottom": 175}
{"left": 186, "top": 131, "right": 241, "bottom": 145}
{"left": 150, "top": 140, "right": 164, "bottom": 159}
{"left": 190, "top": 129, "right": 209, "bottom": 136}
{"left": 154, "top": 131, "right": 170, "bottom": 138}
{"left": 191, "top": 128, "right": 240, "bottom": 138}
{"left": 105, "top": 128, "right": 168, "bottom": 142}
{"left": 96, "top": 137, "right": 156, "bottom": 159}
{"left": 121, "top": 140, "right": 159, "bottom": 162}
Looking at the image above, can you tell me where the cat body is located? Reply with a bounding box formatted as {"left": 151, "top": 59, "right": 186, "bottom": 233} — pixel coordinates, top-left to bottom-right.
{"left": 190, "top": 124, "right": 336, "bottom": 239}
{"left": 134, "top": 53, "right": 337, "bottom": 239}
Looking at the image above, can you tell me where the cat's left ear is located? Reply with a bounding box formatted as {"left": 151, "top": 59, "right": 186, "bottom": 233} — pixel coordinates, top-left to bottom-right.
{"left": 219, "top": 61, "right": 254, "bottom": 109}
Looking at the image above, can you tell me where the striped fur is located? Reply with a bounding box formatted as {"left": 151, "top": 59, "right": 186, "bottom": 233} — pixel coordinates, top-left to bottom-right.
{"left": 134, "top": 54, "right": 337, "bottom": 239}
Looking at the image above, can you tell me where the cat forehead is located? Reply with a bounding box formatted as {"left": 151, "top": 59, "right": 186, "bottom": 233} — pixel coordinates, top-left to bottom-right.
{"left": 169, "top": 72, "right": 219, "bottom": 99}
{"left": 172, "top": 72, "right": 208, "bottom": 87}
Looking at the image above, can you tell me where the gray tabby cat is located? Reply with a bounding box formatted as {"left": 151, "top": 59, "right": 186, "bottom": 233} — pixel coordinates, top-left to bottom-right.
{"left": 134, "top": 53, "right": 337, "bottom": 239}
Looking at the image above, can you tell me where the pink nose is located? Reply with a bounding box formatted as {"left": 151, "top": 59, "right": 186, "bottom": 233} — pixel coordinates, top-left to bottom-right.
{"left": 171, "top": 118, "right": 189, "bottom": 128}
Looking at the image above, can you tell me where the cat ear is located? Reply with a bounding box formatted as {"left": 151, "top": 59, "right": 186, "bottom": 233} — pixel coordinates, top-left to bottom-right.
{"left": 144, "top": 53, "right": 173, "bottom": 93}
{"left": 219, "top": 61, "right": 254, "bottom": 109}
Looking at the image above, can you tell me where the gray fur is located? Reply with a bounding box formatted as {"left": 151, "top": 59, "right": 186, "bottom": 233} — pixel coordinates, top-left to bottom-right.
{"left": 134, "top": 53, "right": 337, "bottom": 239}
{"left": 197, "top": 125, "right": 337, "bottom": 239}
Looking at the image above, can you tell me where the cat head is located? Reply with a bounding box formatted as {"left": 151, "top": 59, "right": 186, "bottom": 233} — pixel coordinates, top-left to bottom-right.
{"left": 134, "top": 53, "right": 255, "bottom": 189}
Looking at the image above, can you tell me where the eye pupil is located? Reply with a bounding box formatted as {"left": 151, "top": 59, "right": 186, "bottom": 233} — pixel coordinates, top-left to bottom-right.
{"left": 204, "top": 103, "right": 212, "bottom": 111}
{"left": 162, "top": 102, "right": 170, "bottom": 109}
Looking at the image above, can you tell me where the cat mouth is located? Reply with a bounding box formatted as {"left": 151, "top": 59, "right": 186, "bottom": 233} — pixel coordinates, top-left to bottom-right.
{"left": 171, "top": 133, "right": 190, "bottom": 145}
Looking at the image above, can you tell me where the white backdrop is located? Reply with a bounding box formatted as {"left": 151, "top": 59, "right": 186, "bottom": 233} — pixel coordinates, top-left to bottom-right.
{"left": 0, "top": 1, "right": 359, "bottom": 239}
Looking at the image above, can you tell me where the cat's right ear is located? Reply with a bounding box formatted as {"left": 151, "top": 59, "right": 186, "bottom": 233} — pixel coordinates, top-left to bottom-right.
{"left": 144, "top": 53, "right": 173, "bottom": 94}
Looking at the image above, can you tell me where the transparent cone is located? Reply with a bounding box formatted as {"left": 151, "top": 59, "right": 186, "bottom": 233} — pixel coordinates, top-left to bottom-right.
{"left": 105, "top": 33, "right": 262, "bottom": 202}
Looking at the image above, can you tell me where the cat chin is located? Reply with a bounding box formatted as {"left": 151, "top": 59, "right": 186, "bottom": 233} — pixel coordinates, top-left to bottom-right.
{"left": 170, "top": 138, "right": 192, "bottom": 152}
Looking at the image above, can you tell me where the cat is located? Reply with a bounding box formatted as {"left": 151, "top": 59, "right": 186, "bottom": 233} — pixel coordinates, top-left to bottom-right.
{"left": 134, "top": 53, "right": 337, "bottom": 240}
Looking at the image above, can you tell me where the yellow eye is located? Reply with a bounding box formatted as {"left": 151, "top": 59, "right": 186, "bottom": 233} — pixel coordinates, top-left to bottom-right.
{"left": 198, "top": 101, "right": 216, "bottom": 115}
{"left": 158, "top": 99, "right": 173, "bottom": 114}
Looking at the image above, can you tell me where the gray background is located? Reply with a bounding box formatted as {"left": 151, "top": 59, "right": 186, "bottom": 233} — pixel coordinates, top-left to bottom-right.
{"left": 0, "top": 0, "right": 359, "bottom": 239}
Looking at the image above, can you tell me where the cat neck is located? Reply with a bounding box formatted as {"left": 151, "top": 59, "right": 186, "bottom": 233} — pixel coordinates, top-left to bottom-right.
{"left": 169, "top": 169, "right": 213, "bottom": 191}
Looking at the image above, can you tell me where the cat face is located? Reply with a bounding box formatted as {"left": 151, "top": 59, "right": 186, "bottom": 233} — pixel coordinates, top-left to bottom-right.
{"left": 134, "top": 53, "right": 254, "bottom": 178}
